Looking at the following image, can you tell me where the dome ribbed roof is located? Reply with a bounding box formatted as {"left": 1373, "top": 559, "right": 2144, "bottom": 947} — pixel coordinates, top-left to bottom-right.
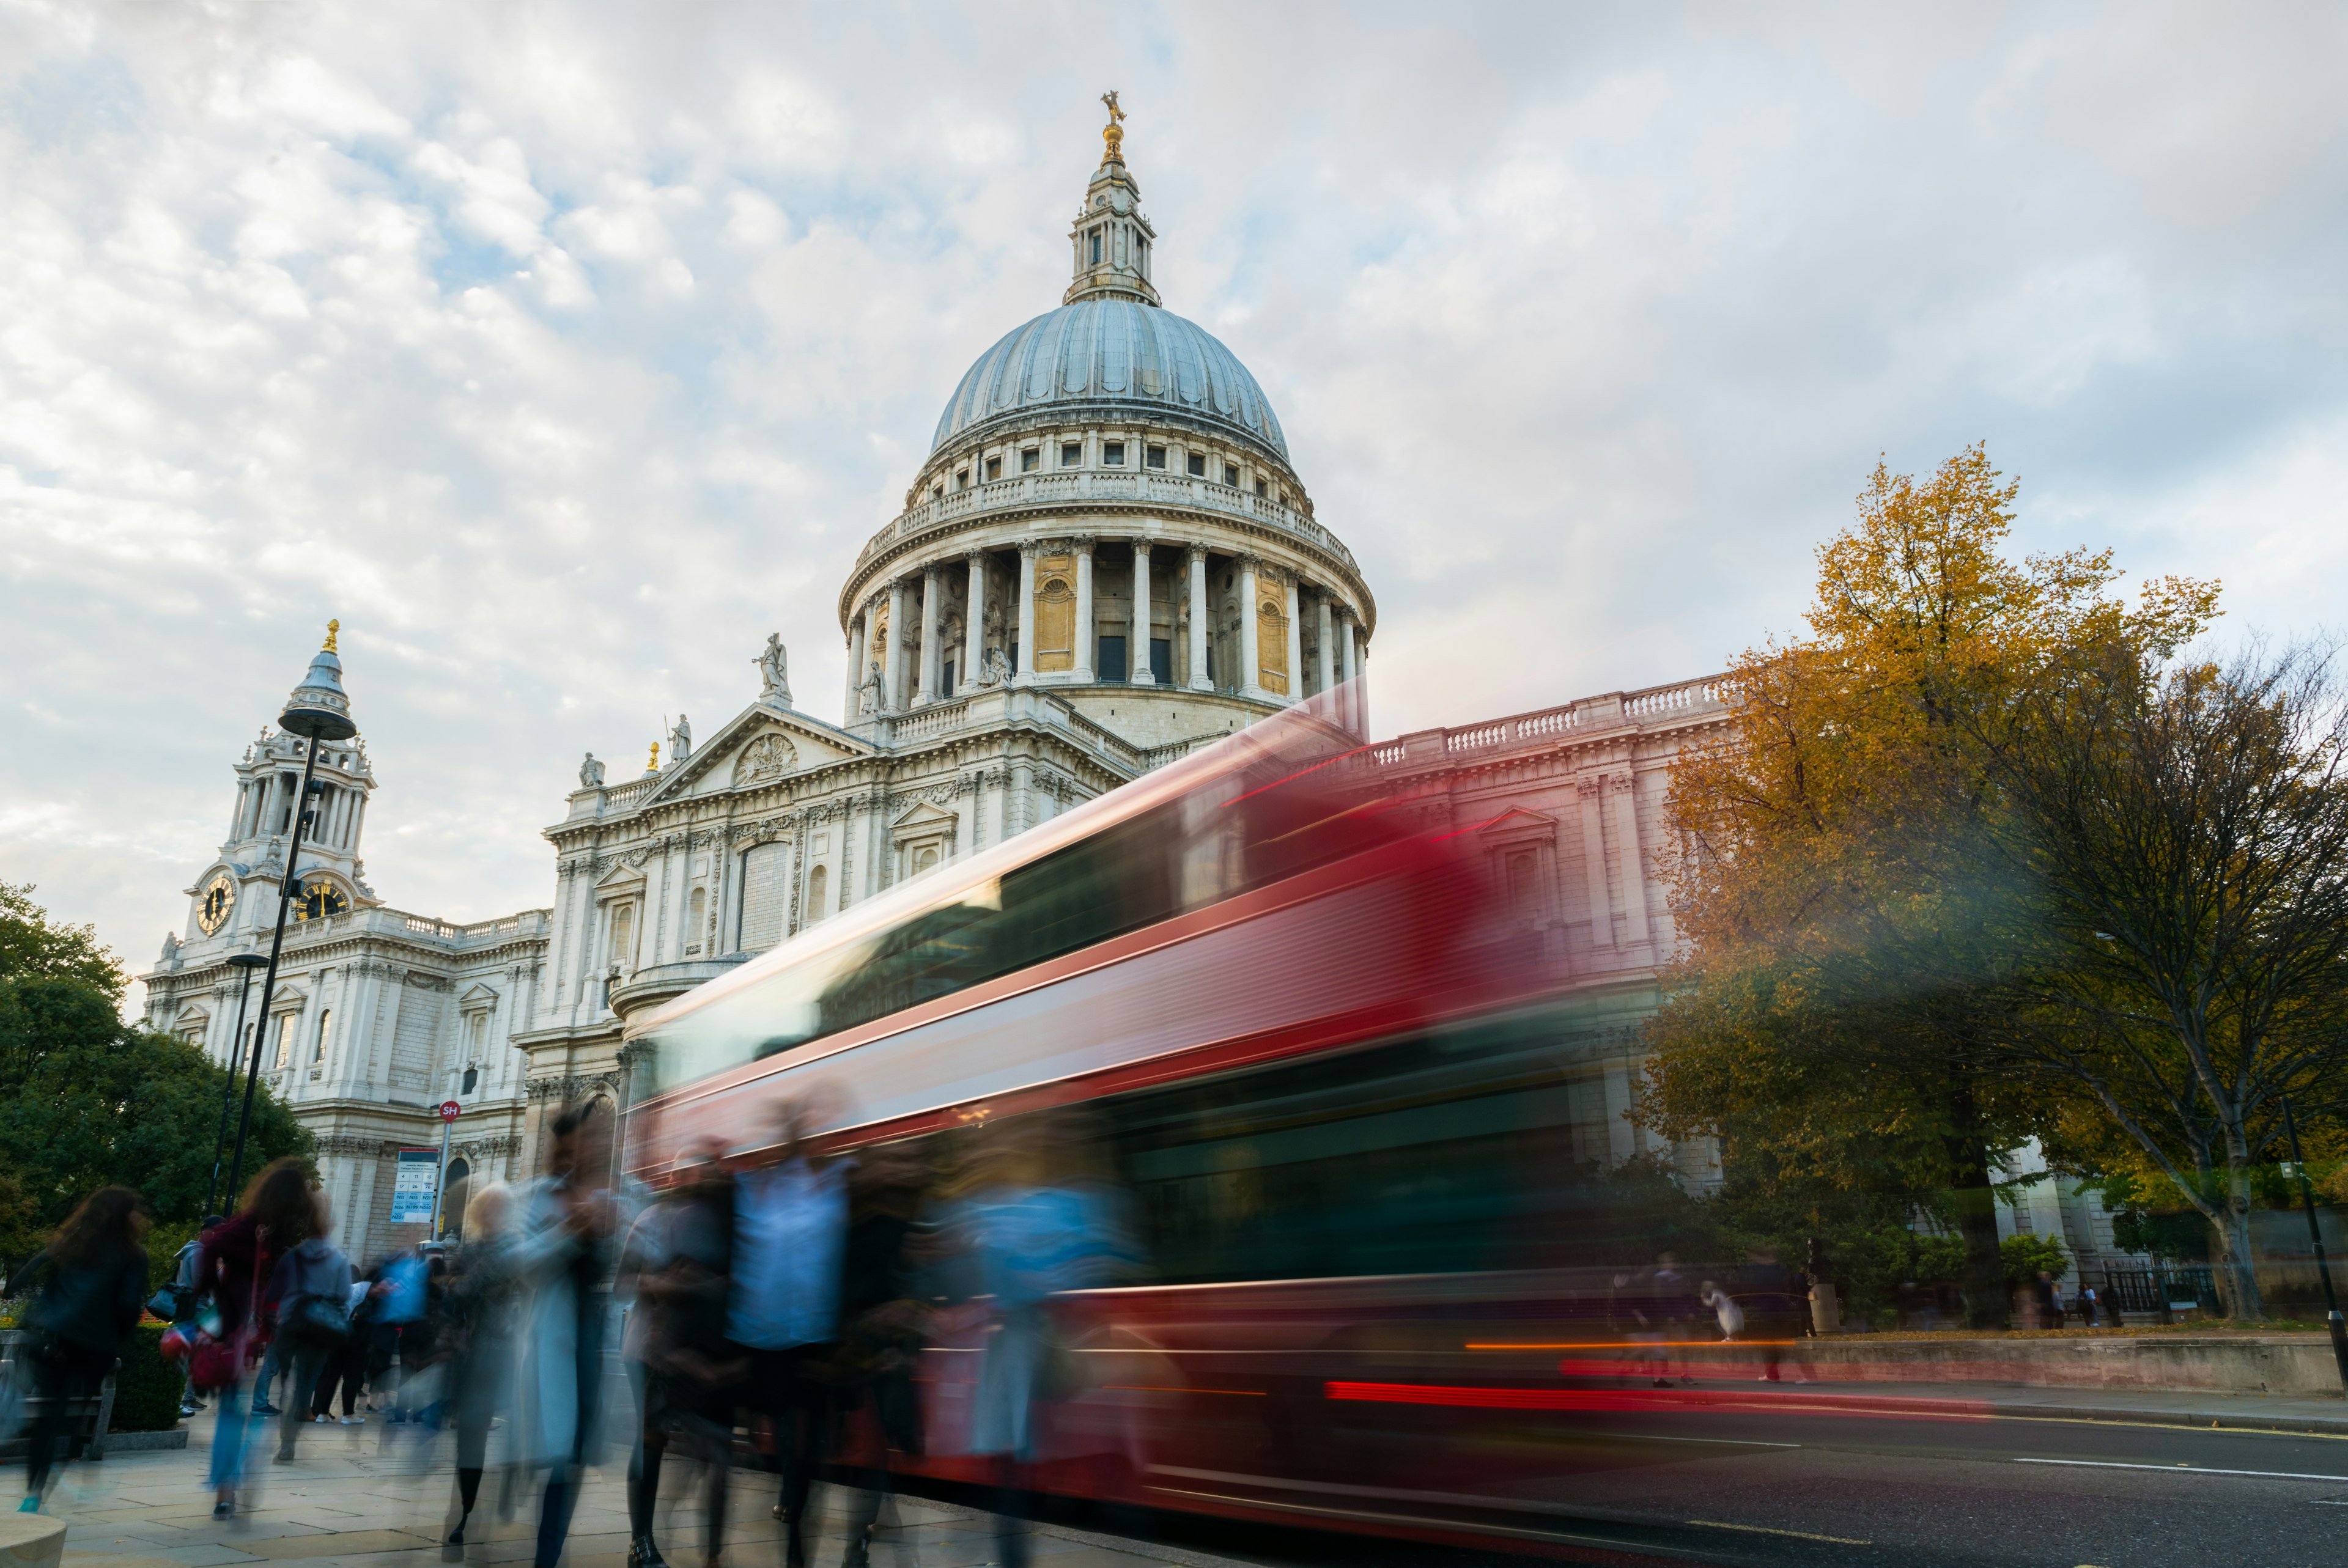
{"left": 931, "top": 298, "right": 1287, "bottom": 460}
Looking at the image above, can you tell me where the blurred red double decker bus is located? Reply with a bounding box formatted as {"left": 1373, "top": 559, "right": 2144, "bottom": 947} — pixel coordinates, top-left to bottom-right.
{"left": 622, "top": 696, "right": 1700, "bottom": 1555}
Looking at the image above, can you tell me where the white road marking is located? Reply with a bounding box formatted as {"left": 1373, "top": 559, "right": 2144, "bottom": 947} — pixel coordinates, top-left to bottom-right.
{"left": 2017, "top": 1458, "right": 2348, "bottom": 1483}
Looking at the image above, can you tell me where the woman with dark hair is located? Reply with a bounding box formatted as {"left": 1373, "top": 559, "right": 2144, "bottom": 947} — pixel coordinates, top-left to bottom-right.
{"left": 195, "top": 1157, "right": 314, "bottom": 1519}
{"left": 5, "top": 1187, "right": 149, "bottom": 1512}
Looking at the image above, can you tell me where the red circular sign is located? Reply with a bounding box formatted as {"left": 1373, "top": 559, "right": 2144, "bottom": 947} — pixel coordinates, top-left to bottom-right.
{"left": 438, "top": 1100, "right": 462, "bottom": 1122}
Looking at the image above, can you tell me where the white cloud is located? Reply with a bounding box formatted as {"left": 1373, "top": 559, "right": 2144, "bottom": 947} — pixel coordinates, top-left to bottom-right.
{"left": 2, "top": 2, "right": 2343, "bottom": 1014}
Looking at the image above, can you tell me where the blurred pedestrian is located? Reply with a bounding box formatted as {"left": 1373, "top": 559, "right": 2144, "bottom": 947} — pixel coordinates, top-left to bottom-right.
{"left": 832, "top": 1143, "right": 933, "bottom": 1568}
{"left": 1700, "top": 1280, "right": 1744, "bottom": 1342}
{"left": 619, "top": 1141, "right": 739, "bottom": 1568}
{"left": 270, "top": 1194, "right": 354, "bottom": 1463}
{"left": 510, "top": 1103, "right": 621, "bottom": 1568}
{"left": 174, "top": 1216, "right": 224, "bottom": 1419}
{"left": 950, "top": 1113, "right": 1132, "bottom": 1568}
{"left": 195, "top": 1157, "right": 314, "bottom": 1518}
{"left": 6, "top": 1187, "right": 149, "bottom": 1512}
{"left": 727, "top": 1099, "right": 849, "bottom": 1568}
{"left": 1738, "top": 1245, "right": 1808, "bottom": 1385}
{"left": 307, "top": 1275, "right": 374, "bottom": 1424}
{"left": 445, "top": 1182, "right": 522, "bottom": 1552}
{"left": 1652, "top": 1254, "right": 1700, "bottom": 1385}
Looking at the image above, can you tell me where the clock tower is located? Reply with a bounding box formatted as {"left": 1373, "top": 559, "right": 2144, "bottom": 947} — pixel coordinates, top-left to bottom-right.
{"left": 191, "top": 685, "right": 380, "bottom": 947}
{"left": 142, "top": 630, "right": 537, "bottom": 1260}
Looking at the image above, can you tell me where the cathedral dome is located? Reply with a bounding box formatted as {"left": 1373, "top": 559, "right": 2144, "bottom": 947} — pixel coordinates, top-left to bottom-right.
{"left": 930, "top": 297, "right": 1288, "bottom": 462}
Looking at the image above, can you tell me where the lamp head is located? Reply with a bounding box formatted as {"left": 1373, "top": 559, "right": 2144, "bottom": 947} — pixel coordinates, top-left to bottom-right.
{"left": 279, "top": 622, "right": 358, "bottom": 742}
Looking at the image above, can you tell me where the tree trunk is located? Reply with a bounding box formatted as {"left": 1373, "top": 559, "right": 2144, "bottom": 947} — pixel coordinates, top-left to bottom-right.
{"left": 1945, "top": 1082, "right": 2007, "bottom": 1330}
{"left": 2211, "top": 1174, "right": 2266, "bottom": 1322}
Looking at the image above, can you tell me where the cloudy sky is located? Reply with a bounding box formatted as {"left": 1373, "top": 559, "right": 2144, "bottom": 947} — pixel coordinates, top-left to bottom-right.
{"left": 6, "top": 1, "right": 2344, "bottom": 1010}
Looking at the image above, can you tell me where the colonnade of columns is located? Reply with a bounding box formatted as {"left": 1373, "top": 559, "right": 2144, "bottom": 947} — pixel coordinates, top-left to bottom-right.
{"left": 841, "top": 534, "right": 1369, "bottom": 732}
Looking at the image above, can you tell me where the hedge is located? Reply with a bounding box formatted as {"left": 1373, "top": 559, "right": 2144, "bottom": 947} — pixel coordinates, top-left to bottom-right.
{"left": 109, "top": 1321, "right": 183, "bottom": 1432}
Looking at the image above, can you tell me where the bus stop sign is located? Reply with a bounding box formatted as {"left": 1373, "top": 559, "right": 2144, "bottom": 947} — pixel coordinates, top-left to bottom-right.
{"left": 439, "top": 1100, "right": 461, "bottom": 1122}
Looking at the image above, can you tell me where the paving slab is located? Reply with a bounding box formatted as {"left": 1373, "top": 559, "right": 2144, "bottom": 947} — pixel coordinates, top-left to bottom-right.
{"left": 22, "top": 1425, "right": 1247, "bottom": 1568}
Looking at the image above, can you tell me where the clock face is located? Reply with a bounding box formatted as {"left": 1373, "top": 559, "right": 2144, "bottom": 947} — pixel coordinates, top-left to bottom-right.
{"left": 197, "top": 875, "right": 236, "bottom": 935}
{"left": 292, "top": 879, "right": 349, "bottom": 921}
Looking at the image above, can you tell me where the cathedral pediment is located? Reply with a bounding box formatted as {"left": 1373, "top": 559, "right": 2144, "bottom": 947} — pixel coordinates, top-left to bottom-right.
{"left": 595, "top": 860, "right": 647, "bottom": 893}
{"left": 641, "top": 704, "right": 874, "bottom": 806}
{"left": 890, "top": 799, "right": 959, "bottom": 832}
{"left": 1472, "top": 807, "right": 1558, "bottom": 845}
{"left": 459, "top": 982, "right": 500, "bottom": 1011}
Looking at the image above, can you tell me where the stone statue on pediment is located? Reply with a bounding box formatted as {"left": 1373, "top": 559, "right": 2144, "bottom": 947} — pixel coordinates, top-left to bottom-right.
{"left": 670, "top": 713, "right": 693, "bottom": 764}
{"left": 755, "top": 634, "right": 791, "bottom": 705}
{"left": 579, "top": 751, "right": 605, "bottom": 788}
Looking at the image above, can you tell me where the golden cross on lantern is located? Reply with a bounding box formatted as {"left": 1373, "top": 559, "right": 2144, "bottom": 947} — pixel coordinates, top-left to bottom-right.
{"left": 1101, "top": 90, "right": 1124, "bottom": 128}
{"left": 323, "top": 619, "right": 339, "bottom": 652}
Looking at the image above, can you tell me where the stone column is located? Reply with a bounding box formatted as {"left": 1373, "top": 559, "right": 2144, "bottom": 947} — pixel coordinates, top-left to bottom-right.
{"left": 1187, "top": 545, "right": 1211, "bottom": 691}
{"left": 1072, "top": 537, "right": 1096, "bottom": 682}
{"left": 917, "top": 565, "right": 942, "bottom": 705}
{"left": 1333, "top": 606, "right": 1357, "bottom": 732}
{"left": 1130, "top": 539, "right": 1154, "bottom": 683}
{"left": 964, "top": 551, "right": 986, "bottom": 686}
{"left": 1357, "top": 633, "right": 1370, "bottom": 736}
{"left": 884, "top": 578, "right": 909, "bottom": 712}
{"left": 844, "top": 609, "right": 866, "bottom": 722}
{"left": 1343, "top": 616, "right": 1367, "bottom": 735}
{"left": 1015, "top": 543, "right": 1037, "bottom": 683}
{"left": 1315, "top": 592, "right": 1336, "bottom": 704}
{"left": 1283, "top": 573, "right": 1304, "bottom": 707}
{"left": 1578, "top": 778, "right": 1613, "bottom": 951}
{"left": 1238, "top": 556, "right": 1261, "bottom": 700}
{"left": 1611, "top": 774, "right": 1653, "bottom": 948}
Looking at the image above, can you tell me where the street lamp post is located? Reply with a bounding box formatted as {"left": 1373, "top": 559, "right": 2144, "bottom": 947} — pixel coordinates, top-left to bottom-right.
{"left": 223, "top": 623, "right": 358, "bottom": 1204}
{"left": 205, "top": 952, "right": 271, "bottom": 1215}
{"left": 2279, "top": 1093, "right": 2348, "bottom": 1394}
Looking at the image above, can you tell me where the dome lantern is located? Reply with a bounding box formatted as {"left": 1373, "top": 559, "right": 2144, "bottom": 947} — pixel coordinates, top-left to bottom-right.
{"left": 1065, "top": 90, "right": 1160, "bottom": 309}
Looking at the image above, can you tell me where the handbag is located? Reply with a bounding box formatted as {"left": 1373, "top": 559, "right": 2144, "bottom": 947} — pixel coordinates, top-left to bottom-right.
{"left": 287, "top": 1294, "right": 351, "bottom": 1348}
{"left": 189, "top": 1257, "right": 262, "bottom": 1393}
{"left": 146, "top": 1283, "right": 192, "bottom": 1322}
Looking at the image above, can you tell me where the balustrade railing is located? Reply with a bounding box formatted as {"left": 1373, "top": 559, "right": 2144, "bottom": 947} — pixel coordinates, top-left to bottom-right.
{"left": 855, "top": 471, "right": 1359, "bottom": 578}
{"left": 1352, "top": 676, "right": 1731, "bottom": 770}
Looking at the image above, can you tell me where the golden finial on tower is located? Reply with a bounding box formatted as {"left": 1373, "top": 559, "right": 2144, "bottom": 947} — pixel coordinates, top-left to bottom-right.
{"left": 323, "top": 618, "right": 339, "bottom": 652}
{"left": 1100, "top": 89, "right": 1125, "bottom": 164}
{"left": 648, "top": 740, "right": 661, "bottom": 773}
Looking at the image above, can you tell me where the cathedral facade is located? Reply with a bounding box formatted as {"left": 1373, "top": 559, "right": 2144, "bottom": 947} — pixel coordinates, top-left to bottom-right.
{"left": 138, "top": 112, "right": 1387, "bottom": 1259}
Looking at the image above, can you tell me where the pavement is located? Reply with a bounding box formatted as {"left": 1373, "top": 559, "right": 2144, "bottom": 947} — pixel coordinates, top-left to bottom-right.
{"left": 27, "top": 1415, "right": 1255, "bottom": 1568}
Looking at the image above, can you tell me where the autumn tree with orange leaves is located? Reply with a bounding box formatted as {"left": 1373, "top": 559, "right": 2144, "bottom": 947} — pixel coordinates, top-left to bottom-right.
{"left": 1637, "top": 445, "right": 2220, "bottom": 1326}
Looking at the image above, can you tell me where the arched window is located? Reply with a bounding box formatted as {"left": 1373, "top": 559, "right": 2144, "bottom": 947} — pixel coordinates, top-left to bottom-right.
{"left": 805, "top": 864, "right": 829, "bottom": 924}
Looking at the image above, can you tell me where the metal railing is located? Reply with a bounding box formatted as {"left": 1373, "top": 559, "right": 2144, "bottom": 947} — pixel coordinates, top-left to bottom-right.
{"left": 2094, "top": 1265, "right": 2220, "bottom": 1320}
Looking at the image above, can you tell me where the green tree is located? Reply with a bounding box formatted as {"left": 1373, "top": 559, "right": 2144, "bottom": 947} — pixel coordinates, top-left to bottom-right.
{"left": 1639, "top": 446, "right": 2218, "bottom": 1326}
{"left": 0, "top": 886, "right": 309, "bottom": 1268}
{"left": 0, "top": 881, "right": 127, "bottom": 1000}
{"left": 1965, "top": 641, "right": 2348, "bottom": 1319}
